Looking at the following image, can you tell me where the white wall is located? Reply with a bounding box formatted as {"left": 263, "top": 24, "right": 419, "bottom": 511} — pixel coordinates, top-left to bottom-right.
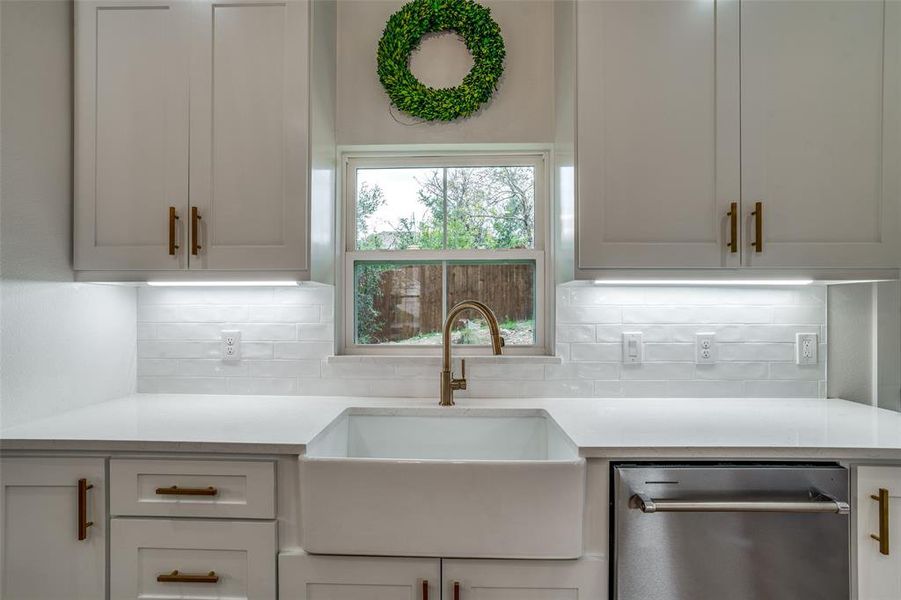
{"left": 0, "top": 0, "right": 136, "bottom": 428}
{"left": 336, "top": 0, "right": 555, "bottom": 146}
{"left": 136, "top": 283, "right": 826, "bottom": 398}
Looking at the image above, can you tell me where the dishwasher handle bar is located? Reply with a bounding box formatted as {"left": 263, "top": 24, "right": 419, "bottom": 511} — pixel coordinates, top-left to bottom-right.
{"left": 632, "top": 490, "right": 850, "bottom": 515}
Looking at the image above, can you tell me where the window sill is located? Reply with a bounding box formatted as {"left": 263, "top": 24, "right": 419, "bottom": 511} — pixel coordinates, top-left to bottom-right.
{"left": 326, "top": 354, "right": 563, "bottom": 367}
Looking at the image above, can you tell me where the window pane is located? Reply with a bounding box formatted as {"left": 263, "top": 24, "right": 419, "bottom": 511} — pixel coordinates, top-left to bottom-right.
{"left": 446, "top": 261, "right": 536, "bottom": 346}
{"left": 445, "top": 166, "right": 535, "bottom": 250}
{"left": 355, "top": 168, "right": 444, "bottom": 250}
{"left": 354, "top": 262, "right": 443, "bottom": 344}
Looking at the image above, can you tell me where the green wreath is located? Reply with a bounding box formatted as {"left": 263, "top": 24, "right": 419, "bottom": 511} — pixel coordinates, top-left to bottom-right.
{"left": 377, "top": 0, "right": 506, "bottom": 122}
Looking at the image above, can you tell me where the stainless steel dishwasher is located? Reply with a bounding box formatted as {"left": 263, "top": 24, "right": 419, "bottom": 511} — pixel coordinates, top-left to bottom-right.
{"left": 613, "top": 464, "right": 850, "bottom": 600}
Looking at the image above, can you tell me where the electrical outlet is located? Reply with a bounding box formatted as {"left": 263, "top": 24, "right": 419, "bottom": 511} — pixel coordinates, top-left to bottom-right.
{"left": 221, "top": 329, "right": 241, "bottom": 362}
{"left": 696, "top": 332, "right": 716, "bottom": 364}
{"left": 622, "top": 332, "right": 642, "bottom": 364}
{"left": 796, "top": 333, "right": 818, "bottom": 365}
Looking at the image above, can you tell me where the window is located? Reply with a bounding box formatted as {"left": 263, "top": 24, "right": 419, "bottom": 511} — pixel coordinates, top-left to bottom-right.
{"left": 344, "top": 154, "right": 548, "bottom": 354}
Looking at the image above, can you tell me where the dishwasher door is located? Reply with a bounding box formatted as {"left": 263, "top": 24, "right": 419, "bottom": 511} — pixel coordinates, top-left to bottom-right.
{"left": 613, "top": 464, "right": 850, "bottom": 600}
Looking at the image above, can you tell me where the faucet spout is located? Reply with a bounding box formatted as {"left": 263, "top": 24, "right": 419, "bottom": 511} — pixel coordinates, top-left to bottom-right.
{"left": 440, "top": 300, "right": 504, "bottom": 406}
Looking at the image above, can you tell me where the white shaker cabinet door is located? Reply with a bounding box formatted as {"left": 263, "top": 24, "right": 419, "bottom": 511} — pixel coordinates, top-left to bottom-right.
{"left": 188, "top": 0, "right": 310, "bottom": 272}
{"left": 442, "top": 557, "right": 607, "bottom": 600}
{"left": 74, "top": 0, "right": 191, "bottom": 271}
{"left": 857, "top": 466, "right": 901, "bottom": 600}
{"left": 0, "top": 458, "right": 106, "bottom": 600}
{"left": 279, "top": 553, "right": 440, "bottom": 600}
{"left": 576, "top": 0, "right": 740, "bottom": 271}
{"left": 740, "top": 0, "right": 901, "bottom": 268}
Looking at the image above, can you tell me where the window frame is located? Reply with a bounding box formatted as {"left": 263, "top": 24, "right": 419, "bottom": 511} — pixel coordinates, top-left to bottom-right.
{"left": 341, "top": 152, "right": 550, "bottom": 356}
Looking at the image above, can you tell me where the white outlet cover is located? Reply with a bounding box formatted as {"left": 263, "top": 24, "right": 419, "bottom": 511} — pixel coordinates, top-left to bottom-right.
{"left": 221, "top": 330, "right": 241, "bottom": 362}
{"left": 696, "top": 332, "right": 716, "bottom": 364}
{"left": 796, "top": 333, "right": 818, "bottom": 365}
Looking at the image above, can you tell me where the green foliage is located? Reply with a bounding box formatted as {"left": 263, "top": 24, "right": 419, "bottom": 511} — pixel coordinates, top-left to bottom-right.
{"left": 377, "top": 0, "right": 505, "bottom": 122}
{"left": 356, "top": 167, "right": 534, "bottom": 252}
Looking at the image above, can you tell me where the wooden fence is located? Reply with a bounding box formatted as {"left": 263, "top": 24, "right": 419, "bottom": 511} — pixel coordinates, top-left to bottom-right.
{"left": 367, "top": 263, "right": 534, "bottom": 342}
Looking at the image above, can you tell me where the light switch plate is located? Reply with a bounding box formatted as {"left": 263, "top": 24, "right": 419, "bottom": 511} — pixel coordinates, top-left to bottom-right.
{"left": 696, "top": 332, "right": 716, "bottom": 364}
{"left": 622, "top": 332, "right": 642, "bottom": 364}
{"left": 796, "top": 333, "right": 818, "bottom": 365}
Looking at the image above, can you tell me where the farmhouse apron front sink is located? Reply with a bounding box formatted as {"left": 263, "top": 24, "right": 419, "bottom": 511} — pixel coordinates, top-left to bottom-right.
{"left": 299, "top": 407, "right": 586, "bottom": 558}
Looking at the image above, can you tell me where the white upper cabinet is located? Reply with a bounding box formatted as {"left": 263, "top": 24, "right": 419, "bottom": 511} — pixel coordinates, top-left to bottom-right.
{"left": 74, "top": 0, "right": 190, "bottom": 271}
{"left": 74, "top": 0, "right": 310, "bottom": 277}
{"left": 576, "top": 0, "right": 741, "bottom": 270}
{"left": 189, "top": 0, "right": 309, "bottom": 271}
{"left": 575, "top": 0, "right": 900, "bottom": 275}
{"left": 740, "top": 0, "right": 900, "bottom": 268}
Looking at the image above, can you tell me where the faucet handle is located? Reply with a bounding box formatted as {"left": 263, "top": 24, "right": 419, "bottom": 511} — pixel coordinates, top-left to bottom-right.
{"left": 450, "top": 359, "right": 467, "bottom": 391}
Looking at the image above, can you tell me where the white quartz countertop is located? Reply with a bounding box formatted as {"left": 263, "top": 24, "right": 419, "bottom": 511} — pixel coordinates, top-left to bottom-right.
{"left": 2, "top": 394, "right": 901, "bottom": 459}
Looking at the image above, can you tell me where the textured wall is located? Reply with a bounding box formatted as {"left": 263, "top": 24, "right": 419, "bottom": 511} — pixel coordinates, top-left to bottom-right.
{"left": 0, "top": 0, "right": 136, "bottom": 428}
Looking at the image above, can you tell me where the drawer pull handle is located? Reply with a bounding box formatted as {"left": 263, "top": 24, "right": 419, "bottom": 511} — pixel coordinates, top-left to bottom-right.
{"left": 155, "top": 485, "right": 218, "bottom": 496}
{"left": 454, "top": 581, "right": 461, "bottom": 600}
{"left": 77, "top": 478, "right": 94, "bottom": 541}
{"left": 157, "top": 570, "right": 219, "bottom": 584}
{"left": 422, "top": 579, "right": 429, "bottom": 600}
{"left": 871, "top": 488, "right": 890, "bottom": 555}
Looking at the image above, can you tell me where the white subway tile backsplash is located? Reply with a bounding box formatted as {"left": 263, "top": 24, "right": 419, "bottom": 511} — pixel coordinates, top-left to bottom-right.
{"left": 570, "top": 343, "right": 622, "bottom": 362}
{"left": 249, "top": 306, "right": 320, "bottom": 323}
{"left": 136, "top": 283, "right": 827, "bottom": 399}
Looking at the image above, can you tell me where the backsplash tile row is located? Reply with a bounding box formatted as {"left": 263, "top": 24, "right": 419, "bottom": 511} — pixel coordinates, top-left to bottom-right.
{"left": 136, "top": 283, "right": 827, "bottom": 398}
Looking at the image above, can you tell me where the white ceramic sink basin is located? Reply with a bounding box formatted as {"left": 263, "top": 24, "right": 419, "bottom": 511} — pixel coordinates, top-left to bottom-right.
{"left": 299, "top": 408, "right": 586, "bottom": 559}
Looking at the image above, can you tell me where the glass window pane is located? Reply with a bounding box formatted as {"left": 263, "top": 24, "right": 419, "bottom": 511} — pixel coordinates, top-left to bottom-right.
{"left": 445, "top": 166, "right": 535, "bottom": 250}
{"left": 355, "top": 168, "right": 444, "bottom": 250}
{"left": 446, "top": 261, "right": 536, "bottom": 346}
{"left": 354, "top": 262, "right": 443, "bottom": 345}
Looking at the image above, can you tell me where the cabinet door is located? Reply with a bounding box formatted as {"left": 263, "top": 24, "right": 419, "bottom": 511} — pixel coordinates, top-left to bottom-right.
{"left": 188, "top": 0, "right": 310, "bottom": 272}
{"left": 442, "top": 557, "right": 607, "bottom": 600}
{"left": 857, "top": 466, "right": 901, "bottom": 600}
{"left": 74, "top": 0, "right": 190, "bottom": 271}
{"left": 279, "top": 553, "right": 440, "bottom": 600}
{"left": 576, "top": 0, "right": 740, "bottom": 271}
{"left": 741, "top": 0, "right": 901, "bottom": 268}
{"left": 110, "top": 518, "right": 276, "bottom": 600}
{"left": 0, "top": 457, "right": 106, "bottom": 600}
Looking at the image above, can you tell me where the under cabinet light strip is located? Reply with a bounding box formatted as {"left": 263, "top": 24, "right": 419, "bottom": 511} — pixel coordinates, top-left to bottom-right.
{"left": 592, "top": 279, "right": 814, "bottom": 286}
{"left": 146, "top": 281, "right": 299, "bottom": 287}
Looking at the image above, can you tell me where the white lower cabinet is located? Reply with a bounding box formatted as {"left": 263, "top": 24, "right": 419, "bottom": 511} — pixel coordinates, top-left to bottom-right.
{"left": 857, "top": 466, "right": 901, "bottom": 600}
{"left": 443, "top": 558, "right": 606, "bottom": 600}
{"left": 111, "top": 518, "right": 277, "bottom": 600}
{"left": 280, "top": 553, "right": 440, "bottom": 599}
{"left": 0, "top": 457, "right": 106, "bottom": 600}
{"left": 279, "top": 553, "right": 606, "bottom": 600}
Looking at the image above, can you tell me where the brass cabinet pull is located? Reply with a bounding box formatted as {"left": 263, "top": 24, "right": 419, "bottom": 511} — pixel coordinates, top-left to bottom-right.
{"left": 726, "top": 202, "right": 738, "bottom": 253}
{"left": 422, "top": 579, "right": 429, "bottom": 600}
{"left": 77, "top": 478, "right": 94, "bottom": 541}
{"left": 453, "top": 581, "right": 461, "bottom": 600}
{"left": 871, "top": 488, "right": 890, "bottom": 555}
{"left": 157, "top": 570, "right": 219, "bottom": 584}
{"left": 155, "top": 485, "right": 218, "bottom": 496}
{"left": 750, "top": 201, "right": 763, "bottom": 253}
{"left": 191, "top": 207, "right": 202, "bottom": 255}
{"left": 168, "top": 207, "right": 180, "bottom": 256}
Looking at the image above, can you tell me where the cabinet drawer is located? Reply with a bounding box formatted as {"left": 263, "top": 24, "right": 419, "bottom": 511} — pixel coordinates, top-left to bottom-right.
{"left": 110, "top": 518, "right": 276, "bottom": 600}
{"left": 110, "top": 459, "right": 275, "bottom": 518}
